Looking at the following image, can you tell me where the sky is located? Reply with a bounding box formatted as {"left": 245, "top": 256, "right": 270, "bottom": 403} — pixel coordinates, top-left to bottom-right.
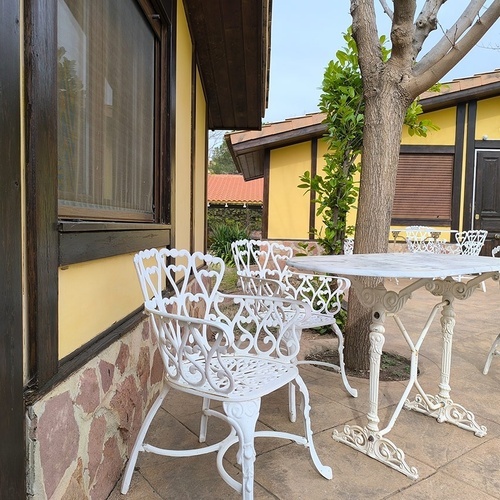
{"left": 263, "top": 0, "right": 500, "bottom": 124}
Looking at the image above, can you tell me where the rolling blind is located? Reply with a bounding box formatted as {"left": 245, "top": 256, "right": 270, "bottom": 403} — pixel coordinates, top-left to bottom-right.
{"left": 392, "top": 154, "right": 453, "bottom": 221}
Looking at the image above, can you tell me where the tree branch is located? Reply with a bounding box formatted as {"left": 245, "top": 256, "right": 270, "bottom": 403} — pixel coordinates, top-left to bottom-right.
{"left": 350, "top": 0, "right": 384, "bottom": 90}
{"left": 389, "top": 0, "right": 417, "bottom": 65}
{"left": 377, "top": 0, "right": 393, "bottom": 20}
{"left": 406, "top": 0, "right": 500, "bottom": 98}
{"left": 413, "top": 0, "right": 487, "bottom": 76}
{"left": 412, "top": 0, "right": 448, "bottom": 59}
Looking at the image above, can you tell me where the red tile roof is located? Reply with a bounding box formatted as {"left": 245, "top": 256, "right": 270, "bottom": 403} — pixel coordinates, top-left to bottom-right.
{"left": 207, "top": 174, "right": 263, "bottom": 205}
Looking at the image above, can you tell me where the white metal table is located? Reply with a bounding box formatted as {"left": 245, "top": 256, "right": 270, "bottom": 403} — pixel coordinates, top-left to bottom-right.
{"left": 287, "top": 252, "right": 500, "bottom": 479}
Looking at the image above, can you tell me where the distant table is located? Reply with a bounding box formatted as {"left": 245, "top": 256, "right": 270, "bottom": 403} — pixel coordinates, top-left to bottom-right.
{"left": 287, "top": 253, "right": 500, "bottom": 479}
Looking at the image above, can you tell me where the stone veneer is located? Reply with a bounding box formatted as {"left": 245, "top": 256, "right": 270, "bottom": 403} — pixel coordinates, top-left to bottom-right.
{"left": 26, "top": 318, "right": 163, "bottom": 499}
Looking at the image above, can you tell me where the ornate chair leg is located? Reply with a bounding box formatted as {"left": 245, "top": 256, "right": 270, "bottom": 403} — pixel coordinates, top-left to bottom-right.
{"left": 294, "top": 376, "right": 333, "bottom": 480}
{"left": 332, "top": 324, "right": 358, "bottom": 398}
{"left": 223, "top": 399, "right": 261, "bottom": 500}
{"left": 199, "top": 397, "right": 210, "bottom": 443}
{"left": 483, "top": 333, "right": 500, "bottom": 375}
{"left": 288, "top": 382, "right": 297, "bottom": 423}
{"left": 121, "top": 385, "right": 169, "bottom": 494}
{"left": 285, "top": 326, "right": 301, "bottom": 423}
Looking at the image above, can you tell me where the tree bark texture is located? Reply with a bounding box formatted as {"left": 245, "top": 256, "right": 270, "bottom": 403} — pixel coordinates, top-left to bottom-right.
{"left": 345, "top": 83, "right": 408, "bottom": 370}
{"left": 346, "top": 1, "right": 415, "bottom": 370}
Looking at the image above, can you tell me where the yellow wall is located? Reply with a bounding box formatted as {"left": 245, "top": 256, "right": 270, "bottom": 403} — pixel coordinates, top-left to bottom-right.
{"left": 402, "top": 107, "right": 457, "bottom": 145}
{"left": 268, "top": 143, "right": 313, "bottom": 239}
{"left": 268, "top": 105, "right": 462, "bottom": 243}
{"left": 476, "top": 96, "right": 500, "bottom": 140}
{"left": 58, "top": 254, "right": 143, "bottom": 358}
{"left": 174, "top": 0, "right": 193, "bottom": 251}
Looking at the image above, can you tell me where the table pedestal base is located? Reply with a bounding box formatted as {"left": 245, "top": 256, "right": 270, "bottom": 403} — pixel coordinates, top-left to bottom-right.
{"left": 404, "top": 394, "right": 487, "bottom": 437}
{"left": 332, "top": 424, "right": 419, "bottom": 479}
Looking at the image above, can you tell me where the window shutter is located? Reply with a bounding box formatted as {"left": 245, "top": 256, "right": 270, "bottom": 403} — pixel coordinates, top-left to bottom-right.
{"left": 392, "top": 154, "right": 453, "bottom": 222}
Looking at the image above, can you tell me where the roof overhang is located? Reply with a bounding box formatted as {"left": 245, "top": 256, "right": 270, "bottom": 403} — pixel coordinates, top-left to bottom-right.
{"left": 419, "top": 80, "right": 500, "bottom": 112}
{"left": 227, "top": 71, "right": 500, "bottom": 180}
{"left": 183, "top": 0, "right": 272, "bottom": 130}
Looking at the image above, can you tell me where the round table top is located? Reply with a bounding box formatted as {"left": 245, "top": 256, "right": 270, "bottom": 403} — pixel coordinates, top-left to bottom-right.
{"left": 287, "top": 252, "right": 500, "bottom": 279}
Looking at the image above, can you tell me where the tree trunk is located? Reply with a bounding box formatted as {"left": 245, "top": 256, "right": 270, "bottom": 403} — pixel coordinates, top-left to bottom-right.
{"left": 344, "top": 82, "right": 408, "bottom": 371}
{"left": 342, "top": 0, "right": 500, "bottom": 372}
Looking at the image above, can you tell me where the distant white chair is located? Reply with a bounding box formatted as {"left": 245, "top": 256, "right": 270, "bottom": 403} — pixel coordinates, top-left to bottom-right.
{"left": 405, "top": 226, "right": 440, "bottom": 253}
{"left": 343, "top": 237, "right": 354, "bottom": 255}
{"left": 454, "top": 230, "right": 488, "bottom": 256}
{"left": 454, "top": 230, "right": 488, "bottom": 291}
{"left": 483, "top": 245, "right": 500, "bottom": 375}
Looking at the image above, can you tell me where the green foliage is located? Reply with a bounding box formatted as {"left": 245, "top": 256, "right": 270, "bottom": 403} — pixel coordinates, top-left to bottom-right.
{"left": 405, "top": 86, "right": 441, "bottom": 137}
{"left": 298, "top": 28, "right": 440, "bottom": 255}
{"left": 298, "top": 29, "right": 363, "bottom": 255}
{"left": 207, "top": 206, "right": 262, "bottom": 238}
{"left": 209, "top": 140, "right": 239, "bottom": 174}
{"left": 295, "top": 241, "right": 318, "bottom": 257}
{"left": 218, "top": 266, "right": 240, "bottom": 293}
{"left": 208, "top": 221, "right": 250, "bottom": 266}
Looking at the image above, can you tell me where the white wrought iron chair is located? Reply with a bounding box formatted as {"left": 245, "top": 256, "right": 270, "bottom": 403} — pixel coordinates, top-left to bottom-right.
{"left": 121, "top": 248, "right": 332, "bottom": 498}
{"left": 454, "top": 229, "right": 488, "bottom": 256}
{"left": 230, "top": 239, "right": 357, "bottom": 422}
{"left": 483, "top": 245, "right": 500, "bottom": 374}
{"left": 343, "top": 237, "right": 354, "bottom": 255}
{"left": 454, "top": 229, "right": 488, "bottom": 291}
{"left": 404, "top": 225, "right": 440, "bottom": 253}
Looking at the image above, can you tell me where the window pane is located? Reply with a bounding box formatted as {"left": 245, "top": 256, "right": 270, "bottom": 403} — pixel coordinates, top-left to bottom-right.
{"left": 57, "top": 0, "right": 155, "bottom": 220}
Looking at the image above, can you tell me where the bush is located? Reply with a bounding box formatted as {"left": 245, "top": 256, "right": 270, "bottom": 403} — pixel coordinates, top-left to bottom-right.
{"left": 207, "top": 206, "right": 262, "bottom": 237}
{"left": 208, "top": 222, "right": 250, "bottom": 266}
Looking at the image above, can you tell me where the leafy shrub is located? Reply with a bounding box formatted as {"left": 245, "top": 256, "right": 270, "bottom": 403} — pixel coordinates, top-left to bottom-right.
{"left": 208, "top": 222, "right": 250, "bottom": 266}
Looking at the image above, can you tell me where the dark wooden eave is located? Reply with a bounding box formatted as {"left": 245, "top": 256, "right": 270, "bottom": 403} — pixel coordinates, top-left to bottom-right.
{"left": 183, "top": 0, "right": 271, "bottom": 130}
{"left": 226, "top": 122, "right": 326, "bottom": 180}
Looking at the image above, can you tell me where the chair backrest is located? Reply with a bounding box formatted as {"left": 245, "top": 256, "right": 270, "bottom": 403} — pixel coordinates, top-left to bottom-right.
{"left": 134, "top": 247, "right": 225, "bottom": 316}
{"left": 343, "top": 237, "right": 354, "bottom": 255}
{"left": 231, "top": 239, "right": 349, "bottom": 317}
{"left": 231, "top": 239, "right": 293, "bottom": 281}
{"left": 404, "top": 226, "right": 436, "bottom": 253}
{"left": 135, "top": 248, "right": 308, "bottom": 392}
{"left": 454, "top": 230, "right": 488, "bottom": 256}
{"left": 492, "top": 245, "right": 500, "bottom": 258}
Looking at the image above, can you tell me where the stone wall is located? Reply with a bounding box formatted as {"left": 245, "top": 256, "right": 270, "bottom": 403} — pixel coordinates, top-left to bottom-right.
{"left": 26, "top": 319, "right": 162, "bottom": 499}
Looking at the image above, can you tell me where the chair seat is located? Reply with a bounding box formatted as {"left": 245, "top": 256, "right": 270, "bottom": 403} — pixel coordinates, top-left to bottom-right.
{"left": 169, "top": 355, "right": 299, "bottom": 402}
{"left": 298, "top": 311, "right": 336, "bottom": 330}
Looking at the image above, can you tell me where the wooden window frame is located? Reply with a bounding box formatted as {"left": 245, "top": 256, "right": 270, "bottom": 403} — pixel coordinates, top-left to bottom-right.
{"left": 25, "top": 0, "right": 176, "bottom": 396}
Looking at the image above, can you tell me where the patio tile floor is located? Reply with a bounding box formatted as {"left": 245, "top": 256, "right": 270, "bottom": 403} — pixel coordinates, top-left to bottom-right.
{"left": 109, "top": 278, "right": 500, "bottom": 499}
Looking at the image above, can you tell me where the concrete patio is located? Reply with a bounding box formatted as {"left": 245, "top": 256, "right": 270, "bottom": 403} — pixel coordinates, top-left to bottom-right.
{"left": 109, "top": 278, "right": 500, "bottom": 499}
